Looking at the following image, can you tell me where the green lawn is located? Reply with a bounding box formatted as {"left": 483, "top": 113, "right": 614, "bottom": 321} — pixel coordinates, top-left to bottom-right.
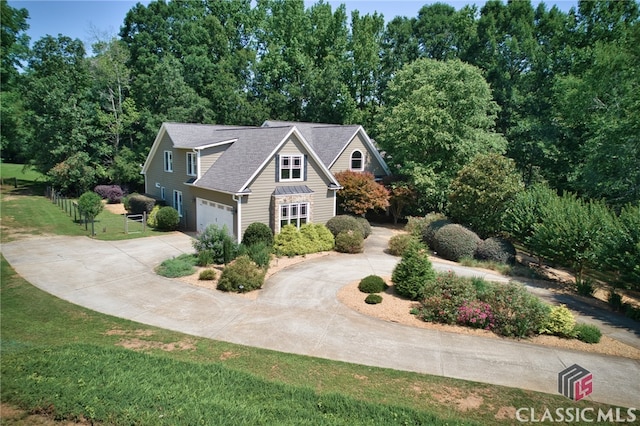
{"left": 0, "top": 165, "right": 168, "bottom": 243}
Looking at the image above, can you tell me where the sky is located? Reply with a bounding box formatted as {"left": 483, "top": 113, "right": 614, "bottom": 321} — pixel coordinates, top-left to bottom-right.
{"left": 9, "top": 0, "right": 580, "bottom": 53}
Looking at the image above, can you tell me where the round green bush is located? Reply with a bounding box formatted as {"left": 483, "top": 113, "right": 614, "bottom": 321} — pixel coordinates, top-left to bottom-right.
{"left": 326, "top": 215, "right": 361, "bottom": 238}
{"left": 155, "top": 206, "right": 180, "bottom": 230}
{"left": 355, "top": 217, "right": 372, "bottom": 239}
{"left": 242, "top": 222, "right": 274, "bottom": 247}
{"left": 540, "top": 305, "right": 576, "bottom": 337}
{"left": 358, "top": 275, "right": 387, "bottom": 293}
{"left": 198, "top": 268, "right": 217, "bottom": 280}
{"left": 431, "top": 223, "right": 481, "bottom": 262}
{"left": 217, "top": 255, "right": 265, "bottom": 293}
{"left": 388, "top": 234, "right": 416, "bottom": 256}
{"left": 392, "top": 241, "right": 436, "bottom": 300}
{"left": 147, "top": 205, "right": 161, "bottom": 228}
{"left": 335, "top": 229, "right": 364, "bottom": 253}
{"left": 573, "top": 323, "right": 602, "bottom": 344}
{"left": 422, "top": 218, "right": 452, "bottom": 248}
{"left": 474, "top": 237, "right": 516, "bottom": 265}
{"left": 365, "top": 294, "right": 383, "bottom": 304}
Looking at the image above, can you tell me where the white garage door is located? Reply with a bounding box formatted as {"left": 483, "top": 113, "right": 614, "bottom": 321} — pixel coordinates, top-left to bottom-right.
{"left": 196, "top": 198, "right": 235, "bottom": 235}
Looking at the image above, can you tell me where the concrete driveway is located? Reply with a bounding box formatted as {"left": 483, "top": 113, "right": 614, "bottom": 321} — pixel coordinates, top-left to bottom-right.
{"left": 1, "top": 228, "right": 639, "bottom": 408}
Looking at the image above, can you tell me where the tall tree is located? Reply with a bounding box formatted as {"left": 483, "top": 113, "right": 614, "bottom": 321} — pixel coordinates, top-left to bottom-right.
{"left": 23, "top": 35, "right": 98, "bottom": 189}
{"left": 347, "top": 10, "right": 384, "bottom": 129}
{"left": 414, "top": 3, "right": 477, "bottom": 61}
{"left": 377, "top": 59, "right": 506, "bottom": 211}
{"left": 0, "top": 0, "right": 30, "bottom": 162}
{"left": 252, "top": 0, "right": 311, "bottom": 120}
{"left": 302, "top": 2, "right": 356, "bottom": 123}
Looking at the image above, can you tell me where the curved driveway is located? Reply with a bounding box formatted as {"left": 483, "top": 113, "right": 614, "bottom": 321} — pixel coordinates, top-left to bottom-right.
{"left": 1, "top": 228, "right": 638, "bottom": 408}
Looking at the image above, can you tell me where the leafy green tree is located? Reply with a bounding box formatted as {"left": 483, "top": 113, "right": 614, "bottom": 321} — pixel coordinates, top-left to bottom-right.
{"left": 47, "top": 152, "right": 98, "bottom": 196}
{"left": 0, "top": 0, "right": 30, "bottom": 162}
{"left": 347, "top": 10, "right": 385, "bottom": 128}
{"left": 503, "top": 183, "right": 557, "bottom": 247}
{"left": 602, "top": 204, "right": 640, "bottom": 289}
{"left": 78, "top": 191, "right": 104, "bottom": 236}
{"left": 377, "top": 58, "right": 506, "bottom": 211}
{"left": 530, "top": 192, "right": 615, "bottom": 285}
{"left": 447, "top": 153, "right": 524, "bottom": 238}
{"left": 91, "top": 37, "right": 140, "bottom": 165}
{"left": 414, "top": 3, "right": 477, "bottom": 60}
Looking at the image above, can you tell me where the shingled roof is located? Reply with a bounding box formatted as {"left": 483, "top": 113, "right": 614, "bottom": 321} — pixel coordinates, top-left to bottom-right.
{"left": 262, "top": 120, "right": 361, "bottom": 168}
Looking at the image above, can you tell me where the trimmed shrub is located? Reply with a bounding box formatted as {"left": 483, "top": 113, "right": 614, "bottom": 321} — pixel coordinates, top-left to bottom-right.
{"left": 156, "top": 254, "right": 197, "bottom": 278}
{"left": 274, "top": 224, "right": 333, "bottom": 257}
{"left": 479, "top": 283, "right": 551, "bottom": 338}
{"left": 127, "top": 193, "right": 156, "bottom": 215}
{"left": 419, "top": 272, "right": 478, "bottom": 324}
{"left": 422, "top": 218, "right": 452, "bottom": 248}
{"left": 405, "top": 213, "right": 447, "bottom": 237}
{"left": 198, "top": 269, "right": 217, "bottom": 280}
{"left": 388, "top": 234, "right": 417, "bottom": 256}
{"left": 457, "top": 300, "right": 495, "bottom": 330}
{"left": 300, "top": 223, "right": 335, "bottom": 252}
{"left": 392, "top": 241, "right": 436, "bottom": 300}
{"left": 573, "top": 323, "right": 602, "bottom": 344}
{"left": 358, "top": 275, "right": 387, "bottom": 293}
{"left": 335, "top": 230, "right": 364, "bottom": 254}
{"left": 193, "top": 224, "right": 237, "bottom": 265}
{"left": 217, "top": 255, "right": 265, "bottom": 293}
{"left": 474, "top": 237, "right": 516, "bottom": 265}
{"left": 355, "top": 217, "right": 372, "bottom": 239}
{"left": 155, "top": 206, "right": 180, "bottom": 231}
{"left": 365, "top": 294, "right": 383, "bottom": 304}
{"left": 242, "top": 222, "right": 274, "bottom": 248}
{"left": 94, "top": 185, "right": 124, "bottom": 203}
{"left": 540, "top": 305, "right": 576, "bottom": 337}
{"left": 246, "top": 241, "right": 271, "bottom": 269}
{"left": 431, "top": 223, "right": 481, "bottom": 262}
{"left": 326, "top": 215, "right": 361, "bottom": 238}
{"left": 147, "top": 205, "right": 161, "bottom": 228}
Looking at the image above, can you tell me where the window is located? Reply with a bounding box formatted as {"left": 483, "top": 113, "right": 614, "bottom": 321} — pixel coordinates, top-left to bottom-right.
{"left": 186, "top": 152, "right": 197, "bottom": 176}
{"left": 350, "top": 150, "right": 363, "bottom": 171}
{"left": 280, "top": 202, "right": 308, "bottom": 229}
{"left": 160, "top": 187, "right": 166, "bottom": 201}
{"left": 164, "top": 150, "right": 173, "bottom": 172}
{"left": 173, "top": 190, "right": 183, "bottom": 217}
{"left": 279, "top": 155, "right": 303, "bottom": 181}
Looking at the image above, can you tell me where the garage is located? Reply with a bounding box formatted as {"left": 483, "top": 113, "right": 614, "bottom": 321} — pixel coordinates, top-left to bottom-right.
{"left": 196, "top": 198, "right": 235, "bottom": 235}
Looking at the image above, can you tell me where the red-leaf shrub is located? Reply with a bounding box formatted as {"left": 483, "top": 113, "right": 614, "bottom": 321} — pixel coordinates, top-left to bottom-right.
{"left": 94, "top": 185, "right": 124, "bottom": 203}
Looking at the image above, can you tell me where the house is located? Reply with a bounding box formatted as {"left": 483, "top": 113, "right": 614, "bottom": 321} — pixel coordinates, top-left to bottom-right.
{"left": 141, "top": 121, "right": 391, "bottom": 242}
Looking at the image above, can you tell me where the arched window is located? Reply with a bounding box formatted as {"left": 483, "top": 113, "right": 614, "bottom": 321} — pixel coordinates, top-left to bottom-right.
{"left": 350, "top": 150, "right": 363, "bottom": 171}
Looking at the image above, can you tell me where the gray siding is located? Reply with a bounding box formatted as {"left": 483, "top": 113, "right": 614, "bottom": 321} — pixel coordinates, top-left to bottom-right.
{"left": 144, "top": 132, "right": 200, "bottom": 230}
{"left": 330, "top": 133, "right": 387, "bottom": 177}
{"left": 241, "top": 135, "right": 336, "bottom": 235}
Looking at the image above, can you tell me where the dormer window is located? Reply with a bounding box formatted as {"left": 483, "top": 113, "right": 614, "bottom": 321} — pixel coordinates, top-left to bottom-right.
{"left": 350, "top": 150, "right": 363, "bottom": 171}
{"left": 279, "top": 155, "right": 303, "bottom": 181}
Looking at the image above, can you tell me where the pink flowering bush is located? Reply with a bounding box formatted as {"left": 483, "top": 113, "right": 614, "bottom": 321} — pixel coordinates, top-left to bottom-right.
{"left": 457, "top": 300, "right": 495, "bottom": 330}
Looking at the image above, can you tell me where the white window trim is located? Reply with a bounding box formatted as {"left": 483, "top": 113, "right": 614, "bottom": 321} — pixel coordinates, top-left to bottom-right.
{"left": 173, "top": 190, "right": 183, "bottom": 217}
{"left": 186, "top": 152, "right": 197, "bottom": 177}
{"left": 160, "top": 187, "right": 166, "bottom": 201}
{"left": 280, "top": 202, "right": 308, "bottom": 229}
{"left": 350, "top": 149, "right": 364, "bottom": 171}
{"left": 164, "top": 150, "right": 173, "bottom": 172}
{"left": 279, "top": 154, "right": 304, "bottom": 182}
